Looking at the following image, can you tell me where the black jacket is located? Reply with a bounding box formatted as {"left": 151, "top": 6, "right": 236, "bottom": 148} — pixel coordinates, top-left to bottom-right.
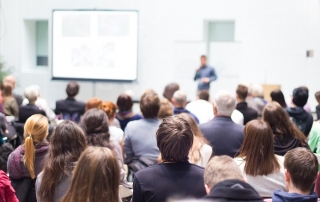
{"left": 203, "top": 179, "right": 263, "bottom": 202}
{"left": 18, "top": 104, "right": 46, "bottom": 123}
{"left": 316, "top": 105, "right": 320, "bottom": 120}
{"left": 286, "top": 107, "right": 313, "bottom": 137}
{"left": 236, "top": 102, "right": 258, "bottom": 125}
{"left": 55, "top": 97, "right": 85, "bottom": 123}
{"left": 274, "top": 135, "right": 309, "bottom": 156}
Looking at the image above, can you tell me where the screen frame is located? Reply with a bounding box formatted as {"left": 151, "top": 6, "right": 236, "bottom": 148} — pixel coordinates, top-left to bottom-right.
{"left": 51, "top": 9, "right": 139, "bottom": 82}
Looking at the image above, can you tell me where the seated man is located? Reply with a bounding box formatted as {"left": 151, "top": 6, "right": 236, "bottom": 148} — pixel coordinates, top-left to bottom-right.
{"left": 272, "top": 148, "right": 318, "bottom": 202}
{"left": 286, "top": 87, "right": 313, "bottom": 137}
{"left": 163, "top": 82, "right": 180, "bottom": 103}
{"left": 186, "top": 91, "right": 214, "bottom": 124}
{"left": 246, "top": 83, "right": 266, "bottom": 117}
{"left": 199, "top": 90, "right": 244, "bottom": 157}
{"left": 172, "top": 90, "right": 199, "bottom": 124}
{"left": 132, "top": 115, "right": 206, "bottom": 202}
{"left": 203, "top": 156, "right": 262, "bottom": 201}
{"left": 55, "top": 82, "right": 85, "bottom": 123}
{"left": 236, "top": 84, "right": 258, "bottom": 125}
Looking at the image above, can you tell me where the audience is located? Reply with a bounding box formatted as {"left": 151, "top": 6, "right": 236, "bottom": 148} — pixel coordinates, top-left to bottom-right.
{"left": 0, "top": 170, "right": 19, "bottom": 202}
{"left": 85, "top": 97, "right": 102, "bottom": 111}
{"left": 55, "top": 82, "right": 85, "bottom": 123}
{"left": 36, "top": 121, "right": 87, "bottom": 202}
{"left": 61, "top": 147, "right": 120, "bottom": 202}
{"left": 2, "top": 83, "right": 19, "bottom": 117}
{"left": 272, "top": 148, "right": 318, "bottom": 202}
{"left": 116, "top": 93, "right": 143, "bottom": 130}
{"left": 262, "top": 102, "right": 308, "bottom": 156}
{"left": 172, "top": 90, "right": 199, "bottom": 123}
{"left": 315, "top": 91, "right": 320, "bottom": 120}
{"left": 246, "top": 83, "right": 266, "bottom": 117}
{"left": 163, "top": 82, "right": 180, "bottom": 102}
{"left": 158, "top": 98, "right": 173, "bottom": 119}
{"left": 186, "top": 91, "right": 214, "bottom": 124}
{"left": 132, "top": 115, "right": 206, "bottom": 202}
{"left": 203, "top": 156, "right": 263, "bottom": 202}
{"left": 199, "top": 90, "right": 244, "bottom": 157}
{"left": 234, "top": 120, "right": 286, "bottom": 197}
{"left": 236, "top": 84, "right": 258, "bottom": 125}
{"left": 271, "top": 89, "right": 287, "bottom": 108}
{"left": 3, "top": 75, "right": 23, "bottom": 106}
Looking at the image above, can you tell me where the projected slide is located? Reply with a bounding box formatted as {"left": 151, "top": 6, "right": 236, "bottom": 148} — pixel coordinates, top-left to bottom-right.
{"left": 52, "top": 10, "right": 138, "bottom": 81}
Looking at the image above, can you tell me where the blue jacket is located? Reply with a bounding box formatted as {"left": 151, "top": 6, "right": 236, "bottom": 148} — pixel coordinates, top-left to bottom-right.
{"left": 272, "top": 190, "right": 318, "bottom": 202}
{"left": 194, "top": 65, "right": 217, "bottom": 90}
{"left": 173, "top": 108, "right": 199, "bottom": 124}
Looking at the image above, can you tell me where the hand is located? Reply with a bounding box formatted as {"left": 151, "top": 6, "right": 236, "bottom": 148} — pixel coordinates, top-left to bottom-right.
{"left": 201, "top": 77, "right": 210, "bottom": 83}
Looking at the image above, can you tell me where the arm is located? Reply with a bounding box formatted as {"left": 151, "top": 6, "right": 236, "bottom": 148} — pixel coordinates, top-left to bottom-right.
{"left": 123, "top": 125, "right": 134, "bottom": 164}
{"left": 194, "top": 69, "right": 201, "bottom": 81}
{"left": 132, "top": 177, "right": 145, "bottom": 202}
{"left": 209, "top": 67, "right": 217, "bottom": 82}
{"left": 10, "top": 99, "right": 19, "bottom": 118}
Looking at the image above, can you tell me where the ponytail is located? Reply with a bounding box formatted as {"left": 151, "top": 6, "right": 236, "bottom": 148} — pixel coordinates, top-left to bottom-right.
{"left": 24, "top": 135, "right": 35, "bottom": 179}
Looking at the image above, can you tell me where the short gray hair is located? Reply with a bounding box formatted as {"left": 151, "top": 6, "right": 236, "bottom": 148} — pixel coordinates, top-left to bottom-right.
{"left": 172, "top": 90, "right": 187, "bottom": 104}
{"left": 24, "top": 85, "right": 39, "bottom": 102}
{"left": 214, "top": 90, "right": 236, "bottom": 116}
{"left": 249, "top": 83, "right": 264, "bottom": 97}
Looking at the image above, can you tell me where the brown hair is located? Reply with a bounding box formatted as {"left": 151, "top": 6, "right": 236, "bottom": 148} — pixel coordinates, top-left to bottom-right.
{"left": 236, "top": 84, "right": 248, "bottom": 100}
{"left": 38, "top": 121, "right": 87, "bottom": 202}
{"left": 1, "top": 82, "right": 13, "bottom": 100}
{"left": 157, "top": 115, "right": 193, "bottom": 162}
{"left": 116, "top": 94, "right": 133, "bottom": 112}
{"left": 61, "top": 147, "right": 120, "bottom": 202}
{"left": 158, "top": 98, "right": 173, "bottom": 119}
{"left": 238, "top": 120, "right": 280, "bottom": 176}
{"left": 66, "top": 82, "right": 79, "bottom": 97}
{"left": 315, "top": 91, "right": 320, "bottom": 101}
{"left": 262, "top": 102, "right": 306, "bottom": 146}
{"left": 140, "top": 90, "right": 160, "bottom": 118}
{"left": 163, "top": 83, "right": 180, "bottom": 102}
{"left": 284, "top": 147, "right": 318, "bottom": 193}
{"left": 198, "top": 91, "right": 209, "bottom": 101}
{"left": 85, "top": 98, "right": 102, "bottom": 111}
{"left": 100, "top": 101, "right": 117, "bottom": 120}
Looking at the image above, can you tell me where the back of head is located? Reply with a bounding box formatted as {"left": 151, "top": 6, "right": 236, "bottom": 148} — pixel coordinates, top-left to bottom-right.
{"left": 62, "top": 146, "right": 120, "bottom": 202}
{"left": 292, "top": 87, "right": 309, "bottom": 107}
{"left": 3, "top": 75, "right": 16, "bottom": 89}
{"left": 116, "top": 93, "right": 133, "bottom": 112}
{"left": 315, "top": 91, "right": 320, "bottom": 102}
{"left": 270, "top": 89, "right": 287, "bottom": 108}
{"left": 157, "top": 115, "right": 193, "bottom": 162}
{"left": 1, "top": 82, "right": 13, "bottom": 98}
{"left": 85, "top": 97, "right": 102, "bottom": 111}
{"left": 198, "top": 91, "right": 210, "bottom": 101}
{"left": 140, "top": 90, "right": 160, "bottom": 118}
{"left": 172, "top": 90, "right": 187, "bottom": 107}
{"left": 214, "top": 90, "right": 236, "bottom": 117}
{"left": 236, "top": 84, "right": 248, "bottom": 100}
{"left": 100, "top": 101, "right": 117, "bottom": 120}
{"left": 24, "top": 85, "right": 39, "bottom": 103}
{"left": 163, "top": 83, "right": 180, "bottom": 101}
{"left": 204, "top": 156, "right": 243, "bottom": 189}
{"left": 158, "top": 98, "right": 173, "bottom": 119}
{"left": 249, "top": 83, "right": 264, "bottom": 97}
{"left": 24, "top": 114, "right": 49, "bottom": 179}
{"left": 66, "top": 82, "right": 79, "bottom": 97}
{"left": 284, "top": 147, "right": 318, "bottom": 193}
{"left": 80, "top": 109, "right": 110, "bottom": 147}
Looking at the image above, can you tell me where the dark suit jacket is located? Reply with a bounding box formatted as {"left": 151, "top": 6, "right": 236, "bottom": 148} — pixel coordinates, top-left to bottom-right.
{"left": 18, "top": 104, "right": 46, "bottom": 123}
{"left": 199, "top": 116, "right": 244, "bottom": 157}
{"left": 236, "top": 102, "right": 258, "bottom": 125}
{"left": 55, "top": 97, "right": 85, "bottom": 123}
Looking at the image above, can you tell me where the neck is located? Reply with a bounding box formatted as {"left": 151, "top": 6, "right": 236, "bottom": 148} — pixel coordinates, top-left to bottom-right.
{"left": 288, "top": 185, "right": 310, "bottom": 195}
{"left": 215, "top": 113, "right": 231, "bottom": 118}
{"left": 29, "top": 101, "right": 36, "bottom": 105}
{"left": 237, "top": 99, "right": 245, "bottom": 103}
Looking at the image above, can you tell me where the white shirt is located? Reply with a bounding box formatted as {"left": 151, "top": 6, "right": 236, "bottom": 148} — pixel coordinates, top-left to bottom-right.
{"left": 231, "top": 109, "right": 244, "bottom": 125}
{"left": 109, "top": 126, "right": 124, "bottom": 144}
{"left": 191, "top": 143, "right": 212, "bottom": 167}
{"left": 234, "top": 155, "right": 286, "bottom": 197}
{"left": 186, "top": 100, "right": 214, "bottom": 124}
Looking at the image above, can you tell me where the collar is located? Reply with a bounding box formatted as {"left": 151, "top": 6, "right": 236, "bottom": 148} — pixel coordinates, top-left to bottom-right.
{"left": 236, "top": 102, "right": 248, "bottom": 109}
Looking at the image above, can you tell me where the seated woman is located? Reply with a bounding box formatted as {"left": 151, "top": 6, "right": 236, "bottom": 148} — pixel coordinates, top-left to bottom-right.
{"left": 234, "top": 120, "right": 286, "bottom": 197}
{"left": 61, "top": 147, "right": 120, "bottom": 202}
{"left": 1, "top": 83, "right": 19, "bottom": 118}
{"left": 85, "top": 97, "right": 102, "bottom": 111}
{"left": 270, "top": 90, "right": 287, "bottom": 108}
{"left": 262, "top": 102, "right": 308, "bottom": 156}
{"left": 36, "top": 121, "right": 87, "bottom": 202}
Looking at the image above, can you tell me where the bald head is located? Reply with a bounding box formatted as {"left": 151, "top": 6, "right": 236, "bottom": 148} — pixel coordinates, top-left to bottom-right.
{"left": 3, "top": 76, "right": 16, "bottom": 89}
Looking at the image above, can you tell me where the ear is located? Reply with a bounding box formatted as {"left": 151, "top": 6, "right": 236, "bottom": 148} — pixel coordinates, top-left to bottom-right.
{"left": 242, "top": 177, "right": 247, "bottom": 183}
{"left": 285, "top": 169, "right": 290, "bottom": 183}
{"left": 171, "top": 98, "right": 175, "bottom": 104}
{"left": 204, "top": 184, "right": 211, "bottom": 195}
{"left": 213, "top": 105, "right": 218, "bottom": 115}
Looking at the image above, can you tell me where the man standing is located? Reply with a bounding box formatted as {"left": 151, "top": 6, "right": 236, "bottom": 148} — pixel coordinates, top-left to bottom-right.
{"left": 194, "top": 55, "right": 217, "bottom": 91}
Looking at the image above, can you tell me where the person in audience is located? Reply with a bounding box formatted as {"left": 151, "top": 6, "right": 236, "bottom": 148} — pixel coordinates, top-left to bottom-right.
{"left": 286, "top": 87, "right": 313, "bottom": 137}
{"left": 308, "top": 122, "right": 320, "bottom": 154}
{"left": 314, "top": 91, "right": 320, "bottom": 120}
{"left": 1, "top": 83, "right": 19, "bottom": 117}
{"left": 234, "top": 120, "right": 286, "bottom": 197}
{"left": 116, "top": 93, "right": 143, "bottom": 130}
{"left": 163, "top": 82, "right": 180, "bottom": 103}
{"left": 3, "top": 75, "right": 23, "bottom": 106}
{"left": 85, "top": 97, "right": 102, "bottom": 111}
{"left": 61, "top": 147, "right": 120, "bottom": 202}
{"left": 272, "top": 148, "right": 318, "bottom": 202}
{"left": 18, "top": 86, "right": 46, "bottom": 123}
{"left": 124, "top": 90, "right": 161, "bottom": 171}
{"left": 100, "top": 101, "right": 124, "bottom": 144}
{"left": 199, "top": 90, "right": 244, "bottom": 157}
{"left": 132, "top": 115, "right": 206, "bottom": 202}
{"left": 246, "top": 83, "right": 265, "bottom": 117}
{"left": 36, "top": 121, "right": 87, "bottom": 202}
{"left": 236, "top": 84, "right": 258, "bottom": 125}
{"left": 158, "top": 98, "right": 173, "bottom": 119}
{"left": 301, "top": 86, "right": 312, "bottom": 113}
{"left": 55, "top": 82, "right": 85, "bottom": 123}
{"left": 172, "top": 90, "right": 199, "bottom": 123}
{"left": 186, "top": 91, "right": 214, "bottom": 124}
{"left": 203, "top": 156, "right": 263, "bottom": 202}
{"left": 271, "top": 89, "right": 287, "bottom": 108}
{"left": 179, "top": 113, "right": 212, "bottom": 167}
{"left": 262, "top": 102, "right": 308, "bottom": 156}
{"left": 0, "top": 170, "right": 19, "bottom": 202}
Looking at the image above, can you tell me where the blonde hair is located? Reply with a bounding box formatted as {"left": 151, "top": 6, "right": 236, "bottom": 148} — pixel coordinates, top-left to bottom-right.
{"left": 158, "top": 98, "right": 173, "bottom": 119}
{"left": 23, "top": 114, "right": 49, "bottom": 179}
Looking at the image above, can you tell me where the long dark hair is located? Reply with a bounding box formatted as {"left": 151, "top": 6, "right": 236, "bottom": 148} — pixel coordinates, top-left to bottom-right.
{"left": 238, "top": 120, "right": 280, "bottom": 176}
{"left": 38, "top": 121, "right": 87, "bottom": 202}
{"left": 270, "top": 90, "right": 287, "bottom": 108}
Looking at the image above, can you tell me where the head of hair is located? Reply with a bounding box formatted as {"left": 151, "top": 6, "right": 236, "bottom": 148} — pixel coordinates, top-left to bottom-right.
{"left": 80, "top": 109, "right": 112, "bottom": 148}
{"left": 172, "top": 90, "right": 187, "bottom": 106}
{"left": 23, "top": 114, "right": 49, "bottom": 179}
{"left": 236, "top": 84, "right": 249, "bottom": 100}
{"left": 262, "top": 102, "right": 306, "bottom": 146}
{"left": 38, "top": 121, "right": 87, "bottom": 202}
{"left": 238, "top": 120, "right": 280, "bottom": 176}
{"left": 140, "top": 90, "right": 160, "bottom": 118}
{"left": 204, "top": 156, "right": 243, "bottom": 189}
{"left": 100, "top": 101, "right": 117, "bottom": 120}
{"left": 284, "top": 148, "right": 318, "bottom": 193}
{"left": 249, "top": 83, "right": 264, "bottom": 97}
{"left": 163, "top": 83, "right": 180, "bottom": 101}
{"left": 116, "top": 94, "right": 134, "bottom": 112}
{"left": 61, "top": 147, "right": 120, "bottom": 202}
{"left": 85, "top": 97, "right": 102, "bottom": 111}
{"left": 270, "top": 89, "right": 287, "bottom": 108}
{"left": 158, "top": 98, "right": 173, "bottom": 119}
{"left": 1, "top": 82, "right": 13, "bottom": 98}
{"left": 157, "top": 115, "right": 193, "bottom": 162}
{"left": 3, "top": 75, "right": 16, "bottom": 89}
{"left": 66, "top": 82, "right": 79, "bottom": 97}
{"left": 200, "top": 55, "right": 207, "bottom": 59}
{"left": 198, "top": 91, "right": 209, "bottom": 101}
{"left": 315, "top": 91, "right": 320, "bottom": 100}
{"left": 292, "top": 87, "right": 309, "bottom": 107}
{"left": 24, "top": 85, "right": 39, "bottom": 103}
{"left": 301, "top": 86, "right": 309, "bottom": 94}
{"left": 214, "top": 90, "right": 236, "bottom": 116}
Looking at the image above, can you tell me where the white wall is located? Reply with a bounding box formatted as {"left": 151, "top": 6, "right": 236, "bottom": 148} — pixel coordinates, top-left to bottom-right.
{"left": 1, "top": 0, "right": 320, "bottom": 109}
